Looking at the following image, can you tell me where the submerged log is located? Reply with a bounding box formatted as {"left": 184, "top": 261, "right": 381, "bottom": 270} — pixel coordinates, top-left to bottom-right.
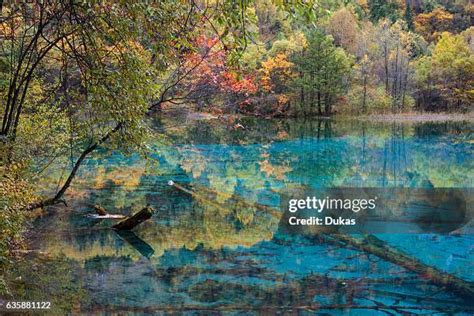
{"left": 113, "top": 206, "right": 154, "bottom": 230}
{"left": 169, "top": 181, "right": 280, "bottom": 218}
{"left": 192, "top": 183, "right": 281, "bottom": 218}
{"left": 327, "top": 234, "right": 474, "bottom": 300}
{"left": 169, "top": 181, "right": 474, "bottom": 300}
{"left": 168, "top": 181, "right": 234, "bottom": 214}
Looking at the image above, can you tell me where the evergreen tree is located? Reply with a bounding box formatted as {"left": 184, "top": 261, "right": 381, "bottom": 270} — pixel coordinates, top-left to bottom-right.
{"left": 404, "top": 2, "right": 414, "bottom": 30}
{"left": 292, "top": 31, "right": 352, "bottom": 115}
{"left": 368, "top": 0, "right": 400, "bottom": 23}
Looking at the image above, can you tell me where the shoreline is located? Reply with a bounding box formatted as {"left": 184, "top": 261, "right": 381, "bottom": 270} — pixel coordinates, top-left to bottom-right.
{"left": 355, "top": 112, "right": 474, "bottom": 123}
{"left": 162, "top": 106, "right": 474, "bottom": 123}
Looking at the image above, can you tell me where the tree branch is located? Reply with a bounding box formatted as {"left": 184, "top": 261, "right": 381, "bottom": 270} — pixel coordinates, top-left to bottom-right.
{"left": 27, "top": 123, "right": 122, "bottom": 210}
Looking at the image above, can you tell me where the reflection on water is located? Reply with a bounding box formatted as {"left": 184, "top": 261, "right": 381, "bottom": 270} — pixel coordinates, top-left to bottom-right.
{"left": 8, "top": 118, "right": 474, "bottom": 313}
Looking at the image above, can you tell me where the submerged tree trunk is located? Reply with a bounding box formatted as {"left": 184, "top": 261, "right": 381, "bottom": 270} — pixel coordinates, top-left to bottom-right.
{"left": 327, "top": 234, "right": 474, "bottom": 300}
{"left": 170, "top": 183, "right": 474, "bottom": 300}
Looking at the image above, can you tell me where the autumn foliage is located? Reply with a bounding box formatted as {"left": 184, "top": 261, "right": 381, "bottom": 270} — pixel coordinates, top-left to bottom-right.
{"left": 177, "top": 35, "right": 257, "bottom": 111}
{"left": 414, "top": 9, "right": 454, "bottom": 42}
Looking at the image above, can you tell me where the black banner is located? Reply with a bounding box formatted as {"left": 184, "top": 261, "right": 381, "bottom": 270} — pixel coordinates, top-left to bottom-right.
{"left": 279, "top": 188, "right": 473, "bottom": 234}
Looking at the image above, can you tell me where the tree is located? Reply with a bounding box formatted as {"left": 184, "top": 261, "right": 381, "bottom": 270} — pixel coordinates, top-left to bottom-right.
{"left": 0, "top": 2, "right": 226, "bottom": 210}
{"left": 375, "top": 20, "right": 419, "bottom": 110}
{"left": 353, "top": 54, "right": 373, "bottom": 112}
{"left": 326, "top": 6, "right": 360, "bottom": 55}
{"left": 0, "top": 1, "right": 321, "bottom": 211}
{"left": 414, "top": 8, "right": 454, "bottom": 42}
{"left": 268, "top": 32, "right": 307, "bottom": 57}
{"left": 172, "top": 35, "right": 257, "bottom": 112}
{"left": 260, "top": 53, "right": 295, "bottom": 93}
{"left": 292, "top": 30, "right": 352, "bottom": 115}
{"left": 254, "top": 0, "right": 291, "bottom": 41}
{"left": 404, "top": 1, "right": 414, "bottom": 30}
{"left": 0, "top": 2, "right": 191, "bottom": 208}
{"left": 349, "top": 20, "right": 389, "bottom": 113}
{"left": 414, "top": 32, "right": 474, "bottom": 111}
{"left": 0, "top": 2, "right": 80, "bottom": 139}
{"left": 368, "top": 0, "right": 400, "bottom": 22}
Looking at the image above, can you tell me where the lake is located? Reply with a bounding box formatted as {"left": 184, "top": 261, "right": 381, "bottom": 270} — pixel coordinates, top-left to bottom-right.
{"left": 9, "top": 116, "right": 474, "bottom": 314}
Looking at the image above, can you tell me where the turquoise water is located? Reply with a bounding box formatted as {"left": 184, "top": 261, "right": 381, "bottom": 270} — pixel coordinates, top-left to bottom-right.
{"left": 12, "top": 118, "right": 474, "bottom": 314}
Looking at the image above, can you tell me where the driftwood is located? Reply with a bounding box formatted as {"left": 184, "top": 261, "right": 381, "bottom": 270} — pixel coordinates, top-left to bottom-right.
{"left": 168, "top": 180, "right": 474, "bottom": 300}
{"left": 113, "top": 206, "right": 154, "bottom": 230}
{"left": 89, "top": 214, "right": 125, "bottom": 219}
{"left": 88, "top": 205, "right": 125, "bottom": 219}
{"left": 93, "top": 204, "right": 108, "bottom": 216}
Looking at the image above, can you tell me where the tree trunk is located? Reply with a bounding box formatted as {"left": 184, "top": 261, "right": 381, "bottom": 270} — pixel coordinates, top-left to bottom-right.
{"left": 299, "top": 72, "right": 304, "bottom": 105}
{"left": 93, "top": 205, "right": 108, "bottom": 216}
{"left": 401, "top": 64, "right": 409, "bottom": 109}
{"left": 362, "top": 74, "right": 367, "bottom": 113}
{"left": 317, "top": 91, "right": 322, "bottom": 115}
{"left": 324, "top": 94, "right": 331, "bottom": 116}
{"left": 27, "top": 123, "right": 122, "bottom": 210}
{"left": 384, "top": 45, "right": 389, "bottom": 94}
{"left": 113, "top": 206, "right": 154, "bottom": 230}
{"left": 328, "top": 234, "right": 474, "bottom": 300}
{"left": 392, "top": 43, "right": 399, "bottom": 100}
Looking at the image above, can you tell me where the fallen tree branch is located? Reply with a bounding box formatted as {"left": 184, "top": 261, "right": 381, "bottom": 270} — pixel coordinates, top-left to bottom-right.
{"left": 325, "top": 233, "right": 474, "bottom": 300}
{"left": 27, "top": 123, "right": 122, "bottom": 210}
{"left": 169, "top": 181, "right": 280, "bottom": 218}
{"left": 93, "top": 204, "right": 108, "bottom": 216}
{"left": 113, "top": 205, "right": 154, "bottom": 230}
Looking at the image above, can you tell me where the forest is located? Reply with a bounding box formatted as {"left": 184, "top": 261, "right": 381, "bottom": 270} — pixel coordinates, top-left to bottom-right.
{"left": 0, "top": 1, "right": 473, "bottom": 312}
{"left": 160, "top": 0, "right": 474, "bottom": 117}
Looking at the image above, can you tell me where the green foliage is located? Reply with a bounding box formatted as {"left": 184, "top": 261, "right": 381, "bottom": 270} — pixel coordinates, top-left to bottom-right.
{"left": 368, "top": 0, "right": 400, "bottom": 23}
{"left": 347, "top": 80, "right": 393, "bottom": 113}
{"left": 404, "top": 2, "right": 414, "bottom": 30}
{"left": 414, "top": 32, "right": 473, "bottom": 111}
{"left": 291, "top": 30, "right": 353, "bottom": 115}
{"left": 240, "top": 42, "right": 268, "bottom": 72}
{"left": 268, "top": 32, "right": 307, "bottom": 56}
{"left": 0, "top": 161, "right": 35, "bottom": 280}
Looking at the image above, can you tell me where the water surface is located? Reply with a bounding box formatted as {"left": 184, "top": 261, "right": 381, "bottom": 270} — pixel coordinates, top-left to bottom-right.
{"left": 11, "top": 117, "right": 474, "bottom": 314}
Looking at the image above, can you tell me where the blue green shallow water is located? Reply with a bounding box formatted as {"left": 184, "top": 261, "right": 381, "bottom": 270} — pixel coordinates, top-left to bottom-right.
{"left": 14, "top": 118, "right": 474, "bottom": 314}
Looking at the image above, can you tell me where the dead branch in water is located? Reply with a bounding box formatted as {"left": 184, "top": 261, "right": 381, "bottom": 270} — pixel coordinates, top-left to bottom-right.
{"left": 113, "top": 206, "right": 154, "bottom": 230}
{"left": 326, "top": 233, "right": 474, "bottom": 300}
{"left": 93, "top": 204, "right": 108, "bottom": 216}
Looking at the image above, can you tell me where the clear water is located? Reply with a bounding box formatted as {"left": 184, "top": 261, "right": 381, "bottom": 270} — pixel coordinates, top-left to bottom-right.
{"left": 11, "top": 117, "right": 474, "bottom": 314}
